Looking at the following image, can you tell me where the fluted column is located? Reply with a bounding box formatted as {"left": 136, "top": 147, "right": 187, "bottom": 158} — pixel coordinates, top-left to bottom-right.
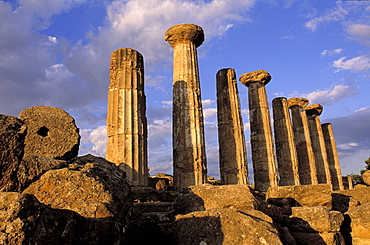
{"left": 288, "top": 98, "right": 318, "bottom": 185}
{"left": 306, "top": 104, "right": 331, "bottom": 185}
{"left": 106, "top": 48, "right": 148, "bottom": 186}
{"left": 216, "top": 68, "right": 249, "bottom": 185}
{"left": 239, "top": 70, "right": 278, "bottom": 191}
{"left": 322, "top": 123, "right": 344, "bottom": 190}
{"left": 272, "top": 97, "right": 300, "bottom": 186}
{"left": 165, "top": 23, "right": 207, "bottom": 189}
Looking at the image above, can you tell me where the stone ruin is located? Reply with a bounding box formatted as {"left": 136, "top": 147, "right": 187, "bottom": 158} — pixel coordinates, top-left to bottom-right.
{"left": 0, "top": 23, "right": 370, "bottom": 244}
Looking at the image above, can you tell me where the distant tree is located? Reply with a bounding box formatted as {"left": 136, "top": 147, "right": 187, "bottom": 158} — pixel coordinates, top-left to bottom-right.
{"left": 348, "top": 174, "right": 363, "bottom": 185}
{"left": 365, "top": 157, "right": 370, "bottom": 170}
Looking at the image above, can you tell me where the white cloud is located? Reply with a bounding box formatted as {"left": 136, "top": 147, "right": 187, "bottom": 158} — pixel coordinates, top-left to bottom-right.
{"left": 337, "top": 142, "right": 358, "bottom": 150}
{"left": 346, "top": 23, "right": 370, "bottom": 45}
{"left": 301, "top": 84, "right": 358, "bottom": 106}
{"left": 80, "top": 125, "right": 107, "bottom": 157}
{"left": 321, "top": 48, "right": 343, "bottom": 56}
{"left": 333, "top": 55, "right": 370, "bottom": 72}
{"left": 203, "top": 108, "right": 217, "bottom": 120}
{"left": 202, "top": 99, "right": 215, "bottom": 108}
{"left": 305, "top": 1, "right": 348, "bottom": 31}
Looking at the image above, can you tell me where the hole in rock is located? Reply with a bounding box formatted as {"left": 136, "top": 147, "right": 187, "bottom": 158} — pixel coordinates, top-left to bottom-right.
{"left": 37, "top": 126, "right": 49, "bottom": 137}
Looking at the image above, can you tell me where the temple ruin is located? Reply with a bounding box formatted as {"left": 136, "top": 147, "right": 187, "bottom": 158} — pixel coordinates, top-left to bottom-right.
{"left": 106, "top": 48, "right": 148, "bottom": 186}
{"left": 216, "top": 68, "right": 249, "bottom": 185}
{"left": 105, "top": 23, "right": 349, "bottom": 193}
{"left": 164, "top": 24, "right": 208, "bottom": 189}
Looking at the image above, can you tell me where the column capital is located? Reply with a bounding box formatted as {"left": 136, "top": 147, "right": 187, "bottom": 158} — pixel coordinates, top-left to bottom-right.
{"left": 288, "top": 97, "right": 309, "bottom": 108}
{"left": 165, "top": 23, "right": 204, "bottom": 48}
{"left": 239, "top": 70, "right": 271, "bottom": 87}
{"left": 306, "top": 104, "right": 323, "bottom": 118}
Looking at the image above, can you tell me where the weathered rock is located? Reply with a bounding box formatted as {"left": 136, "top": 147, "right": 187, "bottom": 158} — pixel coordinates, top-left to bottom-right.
{"left": 23, "top": 154, "right": 132, "bottom": 224}
{"left": 0, "top": 114, "right": 27, "bottom": 192}
{"left": 0, "top": 192, "right": 122, "bottom": 244}
{"left": 148, "top": 173, "right": 174, "bottom": 190}
{"left": 335, "top": 186, "right": 370, "bottom": 205}
{"left": 346, "top": 202, "right": 370, "bottom": 245}
{"left": 13, "top": 154, "right": 66, "bottom": 192}
{"left": 290, "top": 232, "right": 345, "bottom": 245}
{"left": 288, "top": 206, "right": 344, "bottom": 233}
{"left": 174, "top": 184, "right": 260, "bottom": 215}
{"left": 331, "top": 193, "right": 360, "bottom": 213}
{"left": 19, "top": 105, "right": 80, "bottom": 160}
{"left": 266, "top": 184, "right": 332, "bottom": 208}
{"left": 362, "top": 170, "right": 370, "bottom": 186}
{"left": 174, "top": 208, "right": 283, "bottom": 245}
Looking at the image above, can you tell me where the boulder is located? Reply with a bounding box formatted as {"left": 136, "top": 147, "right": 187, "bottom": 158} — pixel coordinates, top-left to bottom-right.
{"left": 14, "top": 154, "right": 66, "bottom": 192}
{"left": 0, "top": 192, "right": 122, "bottom": 244}
{"left": 346, "top": 202, "right": 370, "bottom": 245}
{"left": 362, "top": 170, "right": 370, "bottom": 186}
{"left": 288, "top": 206, "right": 343, "bottom": 233}
{"left": 0, "top": 114, "right": 27, "bottom": 191}
{"left": 174, "top": 184, "right": 260, "bottom": 215}
{"left": 19, "top": 105, "right": 80, "bottom": 160}
{"left": 174, "top": 208, "right": 282, "bottom": 245}
{"left": 23, "top": 154, "right": 132, "bottom": 224}
{"left": 266, "top": 184, "right": 332, "bottom": 208}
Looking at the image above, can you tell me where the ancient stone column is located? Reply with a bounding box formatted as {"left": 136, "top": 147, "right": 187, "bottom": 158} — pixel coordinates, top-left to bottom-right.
{"left": 106, "top": 48, "right": 148, "bottom": 186}
{"left": 322, "top": 123, "right": 344, "bottom": 190}
{"left": 165, "top": 23, "right": 207, "bottom": 189}
{"left": 342, "top": 176, "right": 353, "bottom": 190}
{"left": 272, "top": 97, "right": 300, "bottom": 186}
{"left": 216, "top": 68, "right": 249, "bottom": 185}
{"left": 288, "top": 98, "right": 318, "bottom": 185}
{"left": 239, "top": 70, "right": 278, "bottom": 191}
{"left": 306, "top": 104, "right": 331, "bottom": 185}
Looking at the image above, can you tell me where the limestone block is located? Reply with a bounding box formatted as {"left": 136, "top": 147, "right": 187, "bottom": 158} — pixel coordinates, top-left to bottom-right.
{"left": 345, "top": 202, "right": 370, "bottom": 244}
{"left": 19, "top": 106, "right": 80, "bottom": 160}
{"left": 289, "top": 206, "right": 344, "bottom": 232}
{"left": 23, "top": 154, "right": 132, "bottom": 223}
{"left": 266, "top": 184, "right": 332, "bottom": 208}
{"left": 0, "top": 114, "right": 27, "bottom": 191}
{"left": 290, "top": 232, "right": 345, "bottom": 245}
{"left": 174, "top": 184, "right": 260, "bottom": 215}
{"left": 335, "top": 187, "right": 370, "bottom": 205}
{"left": 362, "top": 170, "right": 370, "bottom": 186}
{"left": 174, "top": 208, "right": 282, "bottom": 245}
{"left": 0, "top": 192, "right": 123, "bottom": 244}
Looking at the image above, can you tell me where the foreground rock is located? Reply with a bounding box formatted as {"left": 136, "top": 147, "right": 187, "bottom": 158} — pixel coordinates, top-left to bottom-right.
{"left": 174, "top": 208, "right": 282, "bottom": 245}
{"left": 334, "top": 186, "right": 370, "bottom": 205}
{"left": 0, "top": 114, "right": 27, "bottom": 191}
{"left": 346, "top": 202, "right": 370, "bottom": 245}
{"left": 174, "top": 184, "right": 260, "bottom": 214}
{"left": 266, "top": 184, "right": 332, "bottom": 208}
{"left": 361, "top": 170, "right": 370, "bottom": 186}
{"left": 23, "top": 154, "right": 132, "bottom": 223}
{"left": 19, "top": 105, "right": 80, "bottom": 160}
{"left": 0, "top": 192, "right": 122, "bottom": 245}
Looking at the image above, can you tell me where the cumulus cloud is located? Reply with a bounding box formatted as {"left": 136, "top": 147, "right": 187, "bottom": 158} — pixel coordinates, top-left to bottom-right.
{"left": 300, "top": 84, "right": 357, "bottom": 106}
{"left": 345, "top": 23, "right": 370, "bottom": 46}
{"left": 333, "top": 55, "right": 370, "bottom": 72}
{"left": 80, "top": 125, "right": 107, "bottom": 157}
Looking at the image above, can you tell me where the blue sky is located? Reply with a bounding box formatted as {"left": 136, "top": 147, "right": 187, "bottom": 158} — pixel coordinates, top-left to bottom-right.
{"left": 1, "top": 0, "right": 370, "bottom": 179}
